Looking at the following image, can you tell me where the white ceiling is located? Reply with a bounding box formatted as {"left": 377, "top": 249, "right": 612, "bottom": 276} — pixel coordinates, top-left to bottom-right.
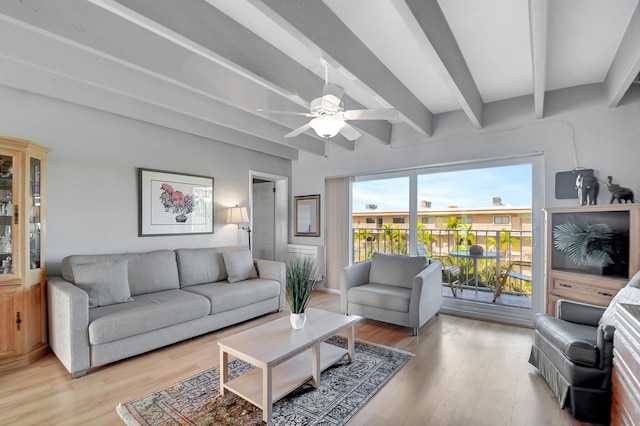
{"left": 1, "top": 0, "right": 639, "bottom": 160}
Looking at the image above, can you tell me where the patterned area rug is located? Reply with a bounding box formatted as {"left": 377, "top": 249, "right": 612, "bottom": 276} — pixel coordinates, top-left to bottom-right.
{"left": 117, "top": 336, "right": 413, "bottom": 426}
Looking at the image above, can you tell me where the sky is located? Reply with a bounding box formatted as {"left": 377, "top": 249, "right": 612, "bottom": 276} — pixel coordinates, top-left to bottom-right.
{"left": 352, "top": 164, "right": 532, "bottom": 211}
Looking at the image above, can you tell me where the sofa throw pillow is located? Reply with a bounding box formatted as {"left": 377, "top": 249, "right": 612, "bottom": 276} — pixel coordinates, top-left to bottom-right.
{"left": 599, "top": 285, "right": 640, "bottom": 326}
{"left": 222, "top": 248, "right": 258, "bottom": 283}
{"left": 73, "top": 259, "right": 134, "bottom": 308}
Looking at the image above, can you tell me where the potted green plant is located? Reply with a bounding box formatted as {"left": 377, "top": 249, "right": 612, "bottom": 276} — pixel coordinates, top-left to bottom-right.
{"left": 553, "top": 217, "right": 615, "bottom": 272}
{"left": 285, "top": 255, "right": 317, "bottom": 329}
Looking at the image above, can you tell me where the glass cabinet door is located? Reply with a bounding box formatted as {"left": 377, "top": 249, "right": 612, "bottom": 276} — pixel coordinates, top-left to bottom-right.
{"left": 0, "top": 154, "right": 13, "bottom": 275}
{"left": 30, "top": 157, "right": 41, "bottom": 270}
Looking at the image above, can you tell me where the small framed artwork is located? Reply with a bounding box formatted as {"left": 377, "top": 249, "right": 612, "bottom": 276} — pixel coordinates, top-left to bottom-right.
{"left": 294, "top": 194, "right": 320, "bottom": 237}
{"left": 138, "top": 168, "right": 214, "bottom": 236}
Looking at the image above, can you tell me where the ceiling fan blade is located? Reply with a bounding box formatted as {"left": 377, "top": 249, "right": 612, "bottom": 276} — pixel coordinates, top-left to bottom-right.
{"left": 284, "top": 123, "right": 312, "bottom": 138}
{"left": 339, "top": 123, "right": 362, "bottom": 141}
{"left": 343, "top": 109, "right": 399, "bottom": 121}
{"left": 257, "top": 108, "right": 314, "bottom": 117}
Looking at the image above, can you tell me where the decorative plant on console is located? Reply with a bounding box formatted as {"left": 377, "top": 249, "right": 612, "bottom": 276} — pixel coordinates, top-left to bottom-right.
{"left": 553, "top": 217, "right": 616, "bottom": 273}
{"left": 285, "top": 255, "right": 317, "bottom": 329}
{"left": 159, "top": 183, "right": 196, "bottom": 223}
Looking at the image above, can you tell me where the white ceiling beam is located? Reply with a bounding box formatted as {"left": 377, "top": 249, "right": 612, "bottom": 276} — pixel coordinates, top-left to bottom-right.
{"left": 529, "top": 0, "right": 548, "bottom": 119}
{"left": 604, "top": 1, "right": 640, "bottom": 108}
{"left": 90, "top": 0, "right": 370, "bottom": 148}
{"left": 0, "top": 57, "right": 301, "bottom": 159}
{"left": 399, "top": 0, "right": 484, "bottom": 129}
{"left": 0, "top": 0, "right": 346, "bottom": 154}
{"left": 0, "top": 13, "right": 329, "bottom": 157}
{"left": 253, "top": 0, "right": 433, "bottom": 137}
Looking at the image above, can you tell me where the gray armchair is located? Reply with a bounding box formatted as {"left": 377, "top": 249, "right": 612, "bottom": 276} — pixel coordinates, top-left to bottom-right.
{"left": 529, "top": 272, "right": 640, "bottom": 423}
{"left": 340, "top": 253, "right": 443, "bottom": 335}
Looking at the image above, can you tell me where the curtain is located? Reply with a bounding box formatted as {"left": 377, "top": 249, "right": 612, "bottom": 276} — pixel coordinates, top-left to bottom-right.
{"left": 324, "top": 177, "right": 351, "bottom": 290}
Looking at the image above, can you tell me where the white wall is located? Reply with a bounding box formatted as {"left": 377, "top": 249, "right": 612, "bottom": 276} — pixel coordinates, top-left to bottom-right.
{"left": 0, "top": 86, "right": 291, "bottom": 275}
{"left": 290, "top": 87, "right": 640, "bottom": 317}
{"left": 292, "top": 89, "right": 640, "bottom": 237}
{"left": 1, "top": 83, "right": 638, "bottom": 279}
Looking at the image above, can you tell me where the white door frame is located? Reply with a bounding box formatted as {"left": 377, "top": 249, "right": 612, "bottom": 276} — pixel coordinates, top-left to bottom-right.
{"left": 250, "top": 170, "right": 288, "bottom": 263}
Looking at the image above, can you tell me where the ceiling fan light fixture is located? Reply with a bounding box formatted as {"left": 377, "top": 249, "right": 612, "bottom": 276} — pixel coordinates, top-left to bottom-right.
{"left": 321, "top": 94, "right": 341, "bottom": 111}
{"left": 309, "top": 115, "right": 345, "bottom": 139}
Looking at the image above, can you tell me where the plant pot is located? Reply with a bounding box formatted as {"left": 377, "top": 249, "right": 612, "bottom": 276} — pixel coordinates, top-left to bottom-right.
{"left": 175, "top": 214, "right": 188, "bottom": 223}
{"left": 290, "top": 312, "right": 306, "bottom": 329}
{"left": 469, "top": 245, "right": 484, "bottom": 255}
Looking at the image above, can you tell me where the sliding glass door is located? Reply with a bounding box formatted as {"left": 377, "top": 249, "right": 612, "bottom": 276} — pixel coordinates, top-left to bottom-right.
{"left": 350, "top": 157, "right": 541, "bottom": 324}
{"left": 352, "top": 176, "right": 409, "bottom": 262}
{"left": 416, "top": 164, "right": 533, "bottom": 309}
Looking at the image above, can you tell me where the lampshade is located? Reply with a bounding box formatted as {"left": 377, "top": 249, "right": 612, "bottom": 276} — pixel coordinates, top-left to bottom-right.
{"left": 309, "top": 115, "right": 345, "bottom": 139}
{"left": 228, "top": 206, "right": 249, "bottom": 224}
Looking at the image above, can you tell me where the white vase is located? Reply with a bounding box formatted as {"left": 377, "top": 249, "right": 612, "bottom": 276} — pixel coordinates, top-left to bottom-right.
{"left": 290, "top": 312, "right": 306, "bottom": 329}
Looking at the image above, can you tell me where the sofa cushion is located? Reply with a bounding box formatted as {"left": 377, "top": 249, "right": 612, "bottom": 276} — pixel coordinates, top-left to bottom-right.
{"left": 73, "top": 259, "right": 133, "bottom": 308}
{"left": 182, "top": 278, "right": 280, "bottom": 314}
{"left": 88, "top": 289, "right": 210, "bottom": 345}
{"left": 369, "top": 253, "right": 428, "bottom": 289}
{"left": 175, "top": 247, "right": 227, "bottom": 287}
{"left": 347, "top": 283, "right": 411, "bottom": 313}
{"left": 222, "top": 248, "right": 258, "bottom": 283}
{"left": 62, "top": 250, "right": 180, "bottom": 296}
{"left": 533, "top": 313, "right": 599, "bottom": 367}
{"left": 599, "top": 284, "right": 640, "bottom": 326}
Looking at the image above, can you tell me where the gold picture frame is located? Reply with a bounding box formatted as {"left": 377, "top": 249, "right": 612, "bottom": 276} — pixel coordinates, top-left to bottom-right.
{"left": 294, "top": 194, "right": 320, "bottom": 237}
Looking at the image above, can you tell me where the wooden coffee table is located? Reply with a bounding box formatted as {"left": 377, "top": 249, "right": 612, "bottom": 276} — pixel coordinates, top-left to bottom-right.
{"left": 218, "top": 308, "right": 356, "bottom": 423}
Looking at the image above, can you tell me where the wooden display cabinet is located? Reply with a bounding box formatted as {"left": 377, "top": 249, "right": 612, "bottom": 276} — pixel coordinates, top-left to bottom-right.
{"left": 545, "top": 204, "right": 640, "bottom": 316}
{"left": 0, "top": 136, "right": 49, "bottom": 373}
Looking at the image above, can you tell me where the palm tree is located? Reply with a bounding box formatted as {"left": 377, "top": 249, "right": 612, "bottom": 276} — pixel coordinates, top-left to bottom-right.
{"left": 355, "top": 228, "right": 374, "bottom": 261}
{"left": 388, "top": 225, "right": 406, "bottom": 254}
{"left": 444, "top": 216, "right": 461, "bottom": 253}
{"left": 381, "top": 224, "right": 397, "bottom": 253}
{"left": 458, "top": 223, "right": 475, "bottom": 248}
{"left": 553, "top": 219, "right": 614, "bottom": 267}
{"left": 445, "top": 216, "right": 461, "bottom": 230}
{"left": 356, "top": 227, "right": 373, "bottom": 241}
{"left": 417, "top": 222, "right": 438, "bottom": 255}
{"left": 382, "top": 223, "right": 393, "bottom": 244}
{"left": 488, "top": 229, "right": 520, "bottom": 258}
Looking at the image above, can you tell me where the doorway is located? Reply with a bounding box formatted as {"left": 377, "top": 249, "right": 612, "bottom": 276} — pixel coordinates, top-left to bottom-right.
{"left": 250, "top": 171, "right": 288, "bottom": 262}
{"left": 253, "top": 180, "right": 275, "bottom": 260}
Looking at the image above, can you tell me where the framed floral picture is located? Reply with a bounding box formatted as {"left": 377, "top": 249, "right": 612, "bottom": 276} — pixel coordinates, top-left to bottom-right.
{"left": 138, "top": 168, "right": 214, "bottom": 236}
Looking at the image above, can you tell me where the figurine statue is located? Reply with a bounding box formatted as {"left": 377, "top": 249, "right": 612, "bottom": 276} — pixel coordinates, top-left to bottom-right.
{"left": 576, "top": 171, "right": 599, "bottom": 205}
{"left": 606, "top": 176, "right": 634, "bottom": 203}
{"left": 1, "top": 256, "right": 11, "bottom": 274}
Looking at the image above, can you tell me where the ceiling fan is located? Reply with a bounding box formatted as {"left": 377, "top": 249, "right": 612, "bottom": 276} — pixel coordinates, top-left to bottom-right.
{"left": 258, "top": 60, "right": 398, "bottom": 141}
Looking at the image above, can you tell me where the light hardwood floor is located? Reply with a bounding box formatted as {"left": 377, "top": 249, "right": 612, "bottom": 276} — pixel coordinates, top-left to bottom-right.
{"left": 0, "top": 291, "right": 598, "bottom": 426}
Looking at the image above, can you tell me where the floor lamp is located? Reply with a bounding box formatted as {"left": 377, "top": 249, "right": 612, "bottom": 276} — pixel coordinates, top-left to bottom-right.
{"left": 229, "top": 205, "right": 251, "bottom": 250}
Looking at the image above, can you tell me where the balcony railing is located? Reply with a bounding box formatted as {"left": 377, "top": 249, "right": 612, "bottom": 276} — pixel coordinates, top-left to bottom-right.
{"left": 352, "top": 227, "right": 532, "bottom": 300}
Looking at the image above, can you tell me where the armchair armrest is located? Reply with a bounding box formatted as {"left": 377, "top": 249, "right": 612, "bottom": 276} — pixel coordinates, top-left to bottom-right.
{"left": 47, "top": 276, "right": 91, "bottom": 377}
{"left": 557, "top": 299, "right": 606, "bottom": 326}
{"left": 254, "top": 259, "right": 286, "bottom": 310}
{"left": 409, "top": 261, "right": 443, "bottom": 327}
{"left": 340, "top": 260, "right": 371, "bottom": 313}
{"left": 597, "top": 323, "right": 615, "bottom": 370}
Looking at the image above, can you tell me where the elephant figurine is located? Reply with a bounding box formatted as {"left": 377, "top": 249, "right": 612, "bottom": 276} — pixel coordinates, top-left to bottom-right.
{"left": 606, "top": 176, "right": 634, "bottom": 203}
{"left": 576, "top": 171, "right": 599, "bottom": 205}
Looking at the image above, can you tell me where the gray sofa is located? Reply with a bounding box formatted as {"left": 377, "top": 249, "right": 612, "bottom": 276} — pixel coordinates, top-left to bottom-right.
{"left": 48, "top": 246, "right": 285, "bottom": 377}
{"left": 340, "top": 253, "right": 443, "bottom": 335}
